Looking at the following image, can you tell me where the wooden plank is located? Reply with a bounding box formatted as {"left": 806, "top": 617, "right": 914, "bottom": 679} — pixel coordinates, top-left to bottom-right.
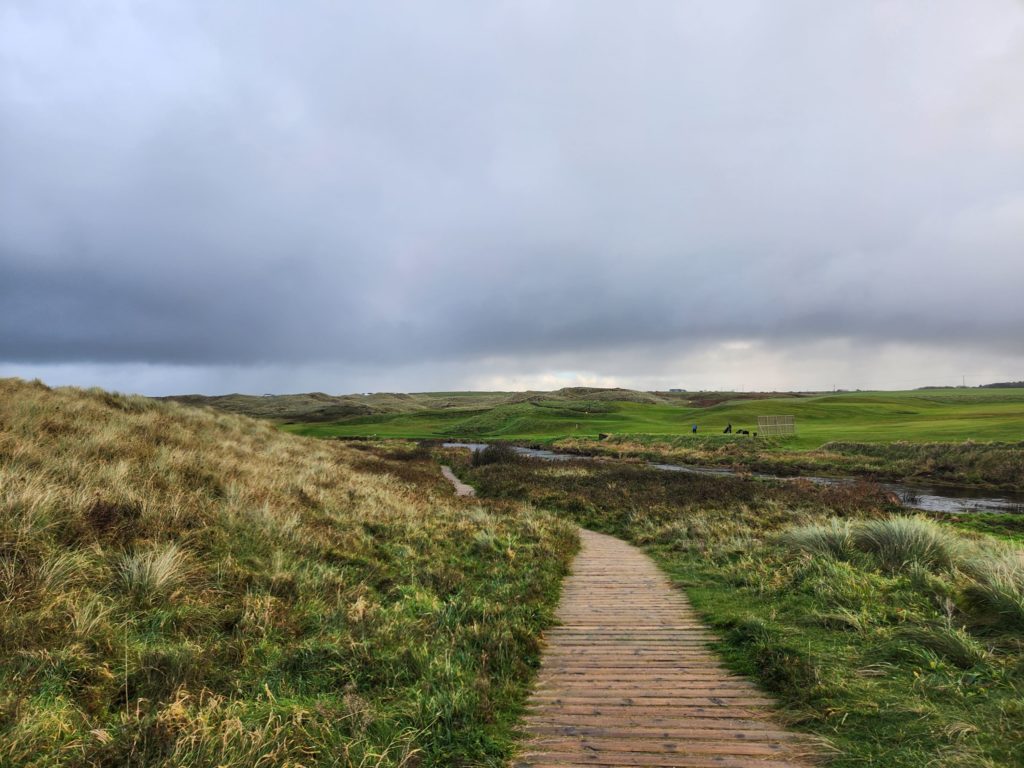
{"left": 523, "top": 724, "right": 798, "bottom": 740}
{"left": 524, "top": 737, "right": 788, "bottom": 755}
{"left": 515, "top": 751, "right": 808, "bottom": 767}
{"left": 529, "top": 695, "right": 776, "bottom": 706}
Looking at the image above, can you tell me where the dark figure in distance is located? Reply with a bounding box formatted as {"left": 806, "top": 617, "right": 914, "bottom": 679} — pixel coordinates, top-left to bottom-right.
{"left": 723, "top": 423, "right": 732, "bottom": 434}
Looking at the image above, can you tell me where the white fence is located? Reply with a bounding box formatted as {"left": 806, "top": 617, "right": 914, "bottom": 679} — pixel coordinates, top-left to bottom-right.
{"left": 757, "top": 415, "right": 796, "bottom": 436}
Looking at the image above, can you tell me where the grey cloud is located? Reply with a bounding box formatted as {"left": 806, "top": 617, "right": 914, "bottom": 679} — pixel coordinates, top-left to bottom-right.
{"left": 2, "top": 1, "right": 1023, "bottom": 388}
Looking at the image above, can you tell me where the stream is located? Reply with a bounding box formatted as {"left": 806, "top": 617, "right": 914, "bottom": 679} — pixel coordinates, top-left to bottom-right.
{"left": 442, "top": 442, "right": 1024, "bottom": 515}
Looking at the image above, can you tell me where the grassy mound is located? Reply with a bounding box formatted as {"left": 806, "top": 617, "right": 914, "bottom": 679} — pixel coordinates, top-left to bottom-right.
{"left": 780, "top": 515, "right": 965, "bottom": 574}
{"left": 852, "top": 515, "right": 964, "bottom": 573}
{"left": 783, "top": 516, "right": 1024, "bottom": 631}
{"left": 0, "top": 379, "right": 576, "bottom": 767}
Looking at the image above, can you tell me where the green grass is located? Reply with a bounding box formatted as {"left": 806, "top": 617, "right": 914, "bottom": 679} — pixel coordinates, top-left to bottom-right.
{"left": 278, "top": 388, "right": 1024, "bottom": 447}
{"left": 457, "top": 454, "right": 1024, "bottom": 767}
{"left": 942, "top": 513, "right": 1024, "bottom": 543}
{"left": 273, "top": 388, "right": 1024, "bottom": 489}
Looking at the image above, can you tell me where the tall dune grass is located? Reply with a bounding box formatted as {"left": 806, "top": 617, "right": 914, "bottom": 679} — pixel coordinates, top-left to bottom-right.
{"left": 961, "top": 548, "right": 1024, "bottom": 629}
{"left": 0, "top": 378, "right": 576, "bottom": 767}
{"left": 852, "top": 516, "right": 964, "bottom": 573}
{"left": 119, "top": 542, "right": 191, "bottom": 602}
{"left": 778, "top": 518, "right": 855, "bottom": 559}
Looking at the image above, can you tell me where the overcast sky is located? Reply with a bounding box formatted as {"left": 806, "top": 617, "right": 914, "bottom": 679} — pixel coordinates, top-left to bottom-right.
{"left": 2, "top": 1, "right": 1023, "bottom": 395}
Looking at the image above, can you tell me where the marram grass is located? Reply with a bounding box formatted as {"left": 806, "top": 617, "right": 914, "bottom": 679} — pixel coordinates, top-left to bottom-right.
{"left": 0, "top": 378, "right": 576, "bottom": 767}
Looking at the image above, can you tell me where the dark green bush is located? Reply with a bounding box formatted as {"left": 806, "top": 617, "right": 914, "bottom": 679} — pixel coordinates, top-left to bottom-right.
{"left": 471, "top": 443, "right": 519, "bottom": 467}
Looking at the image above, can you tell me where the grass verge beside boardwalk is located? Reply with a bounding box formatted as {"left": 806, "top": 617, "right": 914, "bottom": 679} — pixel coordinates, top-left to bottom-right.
{"left": 459, "top": 453, "right": 1024, "bottom": 768}
{"left": 0, "top": 379, "right": 577, "bottom": 767}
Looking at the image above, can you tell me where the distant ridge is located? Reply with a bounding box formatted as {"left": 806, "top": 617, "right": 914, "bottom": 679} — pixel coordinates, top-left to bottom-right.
{"left": 162, "top": 387, "right": 803, "bottom": 424}
{"left": 162, "top": 387, "right": 674, "bottom": 422}
{"left": 507, "top": 387, "right": 670, "bottom": 405}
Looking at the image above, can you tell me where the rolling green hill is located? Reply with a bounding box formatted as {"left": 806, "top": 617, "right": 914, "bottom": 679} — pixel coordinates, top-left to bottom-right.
{"left": 277, "top": 388, "right": 1024, "bottom": 448}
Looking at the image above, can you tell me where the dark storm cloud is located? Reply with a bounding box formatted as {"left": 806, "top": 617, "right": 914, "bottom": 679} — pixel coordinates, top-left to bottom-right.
{"left": 2, "top": 1, "right": 1023, "bottom": 386}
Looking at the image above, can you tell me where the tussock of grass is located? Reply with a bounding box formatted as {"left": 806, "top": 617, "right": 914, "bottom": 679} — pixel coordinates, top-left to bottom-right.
{"left": 780, "top": 519, "right": 855, "bottom": 559}
{"left": 784, "top": 515, "right": 965, "bottom": 574}
{"left": 890, "top": 625, "right": 989, "bottom": 669}
{"left": 812, "top": 608, "right": 866, "bottom": 632}
{"left": 119, "top": 542, "right": 191, "bottom": 602}
{"left": 961, "top": 548, "right": 1024, "bottom": 629}
{"left": 854, "top": 516, "right": 963, "bottom": 573}
{"left": 0, "top": 378, "right": 576, "bottom": 767}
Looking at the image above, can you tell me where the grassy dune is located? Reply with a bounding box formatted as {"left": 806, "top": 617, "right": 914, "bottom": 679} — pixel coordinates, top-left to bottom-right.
{"left": 457, "top": 453, "right": 1024, "bottom": 767}
{"left": 0, "top": 379, "right": 576, "bottom": 767}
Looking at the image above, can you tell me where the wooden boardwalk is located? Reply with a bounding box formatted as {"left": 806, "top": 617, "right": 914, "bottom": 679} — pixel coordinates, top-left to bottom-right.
{"left": 515, "top": 530, "right": 817, "bottom": 768}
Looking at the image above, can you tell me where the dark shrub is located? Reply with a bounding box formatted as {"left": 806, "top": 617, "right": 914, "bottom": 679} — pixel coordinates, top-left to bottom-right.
{"left": 388, "top": 445, "right": 431, "bottom": 461}
{"left": 471, "top": 444, "right": 519, "bottom": 467}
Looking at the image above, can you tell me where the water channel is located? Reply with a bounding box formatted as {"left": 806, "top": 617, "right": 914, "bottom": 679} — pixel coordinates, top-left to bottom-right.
{"left": 442, "top": 442, "right": 1024, "bottom": 515}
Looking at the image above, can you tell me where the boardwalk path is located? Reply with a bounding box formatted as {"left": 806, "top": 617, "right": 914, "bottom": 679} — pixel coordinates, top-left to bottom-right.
{"left": 515, "top": 530, "right": 816, "bottom": 768}
{"left": 437, "top": 467, "right": 816, "bottom": 766}
{"left": 440, "top": 465, "right": 475, "bottom": 496}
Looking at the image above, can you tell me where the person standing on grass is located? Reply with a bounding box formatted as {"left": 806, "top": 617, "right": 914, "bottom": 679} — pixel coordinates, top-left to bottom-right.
{"left": 692, "top": 423, "right": 698, "bottom": 433}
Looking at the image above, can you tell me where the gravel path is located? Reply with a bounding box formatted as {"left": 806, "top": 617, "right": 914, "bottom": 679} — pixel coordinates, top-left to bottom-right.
{"left": 440, "top": 465, "right": 475, "bottom": 496}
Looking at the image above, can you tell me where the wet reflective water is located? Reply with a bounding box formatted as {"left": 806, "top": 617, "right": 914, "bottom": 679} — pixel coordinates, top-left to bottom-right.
{"left": 443, "top": 443, "right": 1024, "bottom": 515}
